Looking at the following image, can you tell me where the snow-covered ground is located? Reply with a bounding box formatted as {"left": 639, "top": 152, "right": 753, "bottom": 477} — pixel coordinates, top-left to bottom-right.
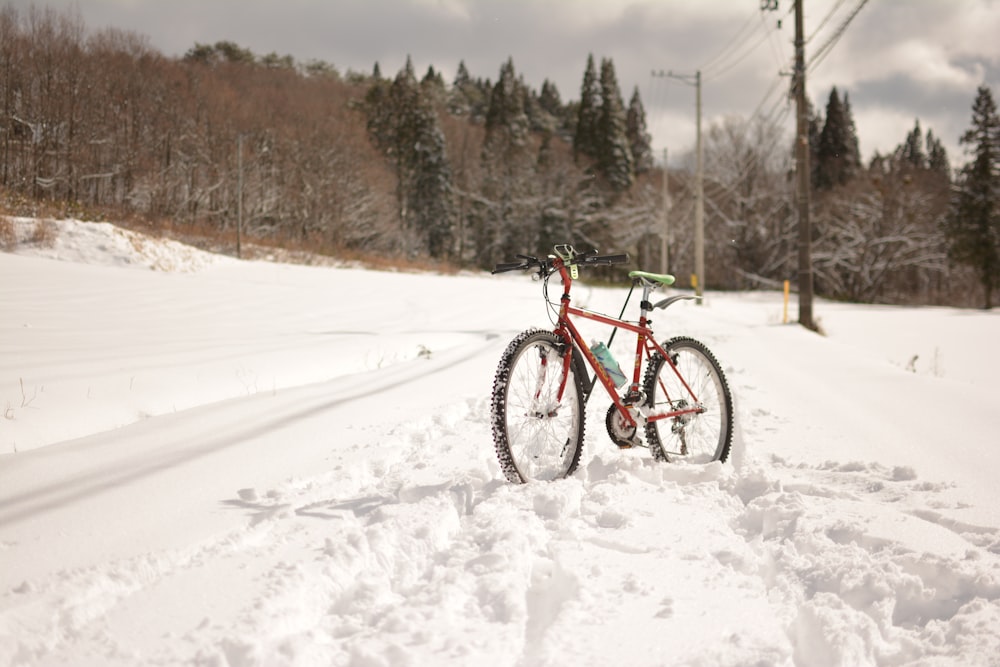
{"left": 2, "top": 218, "right": 999, "bottom": 666}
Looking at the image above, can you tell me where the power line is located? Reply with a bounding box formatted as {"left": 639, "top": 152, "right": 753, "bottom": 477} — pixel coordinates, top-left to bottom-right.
{"left": 705, "top": 6, "right": 791, "bottom": 81}
{"left": 645, "top": 74, "right": 674, "bottom": 161}
{"left": 760, "top": 11, "right": 787, "bottom": 72}
{"left": 808, "top": 0, "right": 871, "bottom": 74}
{"left": 807, "top": 0, "right": 851, "bottom": 44}
{"left": 703, "top": 24, "right": 778, "bottom": 81}
{"left": 699, "top": 7, "right": 761, "bottom": 73}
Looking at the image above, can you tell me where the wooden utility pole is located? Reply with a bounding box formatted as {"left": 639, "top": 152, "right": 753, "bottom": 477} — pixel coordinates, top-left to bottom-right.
{"left": 694, "top": 70, "right": 704, "bottom": 303}
{"left": 794, "top": 0, "right": 814, "bottom": 329}
{"left": 236, "top": 135, "right": 244, "bottom": 260}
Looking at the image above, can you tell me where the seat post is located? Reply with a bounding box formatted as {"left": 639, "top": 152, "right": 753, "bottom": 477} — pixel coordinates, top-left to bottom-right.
{"left": 639, "top": 281, "right": 655, "bottom": 318}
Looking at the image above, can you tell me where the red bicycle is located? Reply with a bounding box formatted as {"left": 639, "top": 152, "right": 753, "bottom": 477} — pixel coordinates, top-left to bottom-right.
{"left": 491, "top": 244, "right": 733, "bottom": 483}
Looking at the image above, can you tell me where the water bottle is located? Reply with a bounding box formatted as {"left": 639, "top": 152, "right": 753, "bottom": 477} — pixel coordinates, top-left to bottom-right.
{"left": 590, "top": 341, "right": 627, "bottom": 388}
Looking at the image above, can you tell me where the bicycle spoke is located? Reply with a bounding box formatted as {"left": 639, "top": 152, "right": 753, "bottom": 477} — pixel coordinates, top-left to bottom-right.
{"left": 643, "top": 337, "right": 733, "bottom": 464}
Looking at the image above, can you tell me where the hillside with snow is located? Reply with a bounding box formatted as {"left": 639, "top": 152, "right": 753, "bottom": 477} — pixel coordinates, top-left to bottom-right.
{"left": 1, "top": 218, "right": 999, "bottom": 666}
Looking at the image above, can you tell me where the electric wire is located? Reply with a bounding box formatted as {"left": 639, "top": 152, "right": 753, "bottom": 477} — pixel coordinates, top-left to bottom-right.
{"left": 703, "top": 3, "right": 792, "bottom": 83}
{"left": 649, "top": 3, "right": 799, "bottom": 186}
{"left": 699, "top": 7, "right": 761, "bottom": 74}
{"left": 645, "top": 74, "right": 673, "bottom": 163}
{"left": 807, "top": 0, "right": 851, "bottom": 44}
{"left": 651, "top": 0, "right": 870, "bottom": 215}
{"left": 808, "top": 0, "right": 871, "bottom": 74}
{"left": 703, "top": 26, "right": 776, "bottom": 82}
{"left": 711, "top": 0, "right": 871, "bottom": 199}
{"left": 760, "top": 9, "right": 788, "bottom": 73}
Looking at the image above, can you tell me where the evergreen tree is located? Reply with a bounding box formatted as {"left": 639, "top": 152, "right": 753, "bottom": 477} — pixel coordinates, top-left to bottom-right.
{"left": 573, "top": 54, "right": 600, "bottom": 162}
{"left": 626, "top": 86, "right": 654, "bottom": 174}
{"left": 532, "top": 79, "right": 564, "bottom": 135}
{"left": 808, "top": 102, "right": 823, "bottom": 190}
{"left": 388, "top": 57, "right": 421, "bottom": 154}
{"left": 366, "top": 57, "right": 455, "bottom": 257}
{"left": 945, "top": 85, "right": 1000, "bottom": 308}
{"left": 814, "top": 87, "right": 858, "bottom": 190}
{"left": 421, "top": 65, "right": 447, "bottom": 106}
{"left": 448, "top": 61, "right": 472, "bottom": 116}
{"left": 523, "top": 79, "right": 552, "bottom": 134}
{"left": 892, "top": 120, "right": 949, "bottom": 182}
{"left": 364, "top": 63, "right": 394, "bottom": 151}
{"left": 597, "top": 58, "right": 634, "bottom": 191}
{"left": 900, "top": 119, "right": 926, "bottom": 169}
{"left": 842, "top": 92, "right": 862, "bottom": 169}
{"left": 448, "top": 60, "right": 489, "bottom": 122}
{"left": 926, "top": 128, "right": 950, "bottom": 177}
{"left": 538, "top": 80, "right": 563, "bottom": 118}
{"left": 483, "top": 59, "right": 530, "bottom": 151}
{"left": 409, "top": 111, "right": 454, "bottom": 257}
{"left": 476, "top": 58, "right": 535, "bottom": 266}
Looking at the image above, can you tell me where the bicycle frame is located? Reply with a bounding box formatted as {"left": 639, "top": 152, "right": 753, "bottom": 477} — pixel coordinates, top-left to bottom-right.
{"left": 548, "top": 256, "right": 705, "bottom": 430}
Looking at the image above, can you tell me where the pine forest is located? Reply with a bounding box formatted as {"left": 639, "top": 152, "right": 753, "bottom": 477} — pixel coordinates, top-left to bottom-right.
{"left": 1, "top": 6, "right": 998, "bottom": 307}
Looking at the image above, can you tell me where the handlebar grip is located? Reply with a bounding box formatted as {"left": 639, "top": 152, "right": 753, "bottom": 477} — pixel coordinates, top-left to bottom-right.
{"left": 492, "top": 261, "right": 526, "bottom": 274}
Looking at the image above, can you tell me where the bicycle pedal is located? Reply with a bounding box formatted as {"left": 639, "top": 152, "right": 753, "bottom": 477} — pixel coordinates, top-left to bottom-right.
{"left": 614, "top": 436, "right": 643, "bottom": 450}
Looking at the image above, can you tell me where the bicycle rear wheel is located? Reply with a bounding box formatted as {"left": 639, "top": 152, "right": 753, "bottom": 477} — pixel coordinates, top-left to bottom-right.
{"left": 491, "top": 329, "right": 586, "bottom": 483}
{"left": 643, "top": 336, "right": 733, "bottom": 464}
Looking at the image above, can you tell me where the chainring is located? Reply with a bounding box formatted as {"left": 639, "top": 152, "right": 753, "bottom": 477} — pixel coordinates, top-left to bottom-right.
{"left": 605, "top": 404, "right": 639, "bottom": 449}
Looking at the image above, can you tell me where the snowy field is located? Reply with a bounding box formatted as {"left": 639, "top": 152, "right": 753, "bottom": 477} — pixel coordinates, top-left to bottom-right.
{"left": 2, "top": 218, "right": 999, "bottom": 666}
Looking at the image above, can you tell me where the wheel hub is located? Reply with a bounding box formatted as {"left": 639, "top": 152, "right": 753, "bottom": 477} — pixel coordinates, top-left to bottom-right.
{"left": 671, "top": 399, "right": 693, "bottom": 427}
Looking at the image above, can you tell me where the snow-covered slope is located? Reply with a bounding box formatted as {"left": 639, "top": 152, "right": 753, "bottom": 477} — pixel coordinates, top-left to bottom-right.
{"left": 2, "top": 219, "right": 999, "bottom": 666}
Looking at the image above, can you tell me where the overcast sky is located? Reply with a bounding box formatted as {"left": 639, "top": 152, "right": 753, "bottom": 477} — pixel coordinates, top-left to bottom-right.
{"left": 8, "top": 0, "right": 1000, "bottom": 169}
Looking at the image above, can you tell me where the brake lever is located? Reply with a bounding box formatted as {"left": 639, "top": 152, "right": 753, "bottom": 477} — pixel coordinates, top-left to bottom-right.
{"left": 515, "top": 254, "right": 538, "bottom": 268}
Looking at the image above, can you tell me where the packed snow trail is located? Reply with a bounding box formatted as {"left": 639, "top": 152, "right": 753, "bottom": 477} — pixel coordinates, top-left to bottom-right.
{"left": 0, "top": 335, "right": 503, "bottom": 582}
{"left": 2, "top": 221, "right": 1000, "bottom": 666}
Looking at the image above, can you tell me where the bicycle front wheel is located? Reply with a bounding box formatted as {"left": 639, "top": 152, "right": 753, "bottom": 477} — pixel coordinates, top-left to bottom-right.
{"left": 491, "top": 329, "right": 586, "bottom": 483}
{"left": 643, "top": 336, "right": 733, "bottom": 464}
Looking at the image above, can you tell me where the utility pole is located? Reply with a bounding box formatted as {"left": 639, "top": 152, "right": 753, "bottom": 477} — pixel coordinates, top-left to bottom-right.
{"left": 652, "top": 69, "right": 703, "bottom": 301}
{"left": 661, "top": 147, "right": 669, "bottom": 275}
{"left": 236, "top": 134, "right": 244, "bottom": 260}
{"left": 694, "top": 70, "right": 703, "bottom": 303}
{"left": 793, "top": 0, "right": 814, "bottom": 329}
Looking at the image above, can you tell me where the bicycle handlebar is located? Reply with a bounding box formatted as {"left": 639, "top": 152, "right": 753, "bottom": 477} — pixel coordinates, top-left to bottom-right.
{"left": 492, "top": 261, "right": 527, "bottom": 273}
{"left": 491, "top": 247, "right": 629, "bottom": 274}
{"left": 491, "top": 254, "right": 542, "bottom": 274}
{"left": 581, "top": 253, "right": 629, "bottom": 266}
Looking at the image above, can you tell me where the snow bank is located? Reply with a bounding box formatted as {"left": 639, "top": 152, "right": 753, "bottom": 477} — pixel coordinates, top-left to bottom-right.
{"left": 5, "top": 216, "right": 226, "bottom": 272}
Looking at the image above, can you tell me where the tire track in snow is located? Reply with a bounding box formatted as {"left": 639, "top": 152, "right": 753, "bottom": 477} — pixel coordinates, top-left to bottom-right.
{"left": 7, "top": 373, "right": 1000, "bottom": 665}
{"left": 46, "top": 394, "right": 765, "bottom": 666}
{"left": 193, "top": 398, "right": 790, "bottom": 667}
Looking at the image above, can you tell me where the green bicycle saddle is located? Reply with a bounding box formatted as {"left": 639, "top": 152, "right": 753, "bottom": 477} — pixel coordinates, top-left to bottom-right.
{"left": 628, "top": 270, "right": 676, "bottom": 286}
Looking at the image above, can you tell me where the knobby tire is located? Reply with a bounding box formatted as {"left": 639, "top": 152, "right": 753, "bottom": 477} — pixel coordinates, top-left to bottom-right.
{"left": 491, "top": 329, "right": 586, "bottom": 483}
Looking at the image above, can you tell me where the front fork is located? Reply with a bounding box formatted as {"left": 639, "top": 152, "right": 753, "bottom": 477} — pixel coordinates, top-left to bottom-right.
{"left": 529, "top": 342, "right": 571, "bottom": 418}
